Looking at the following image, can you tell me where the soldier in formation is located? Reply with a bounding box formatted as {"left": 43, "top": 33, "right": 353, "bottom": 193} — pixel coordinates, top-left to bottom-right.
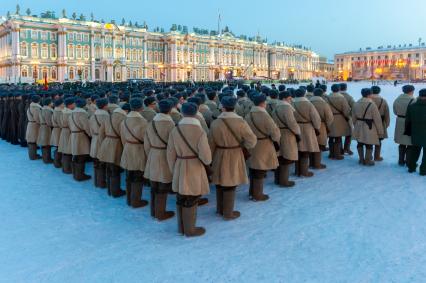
{"left": 2, "top": 79, "right": 424, "bottom": 239}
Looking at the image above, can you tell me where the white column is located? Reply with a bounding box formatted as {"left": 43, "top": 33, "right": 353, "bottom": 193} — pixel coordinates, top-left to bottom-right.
{"left": 143, "top": 37, "right": 147, "bottom": 77}
{"left": 57, "top": 27, "right": 67, "bottom": 82}
{"left": 90, "top": 31, "right": 95, "bottom": 81}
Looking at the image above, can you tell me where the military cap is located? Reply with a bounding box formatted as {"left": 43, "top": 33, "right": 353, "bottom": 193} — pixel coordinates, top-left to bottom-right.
{"left": 279, "top": 91, "right": 291, "bottom": 100}
{"left": 75, "top": 98, "right": 87, "bottom": 108}
{"left": 252, "top": 94, "right": 267, "bottom": 106}
{"left": 121, "top": 103, "right": 131, "bottom": 112}
{"left": 42, "top": 97, "right": 52, "bottom": 106}
{"left": 96, "top": 98, "right": 108, "bottom": 109}
{"left": 306, "top": 84, "right": 315, "bottom": 92}
{"left": 269, "top": 89, "right": 279, "bottom": 99}
{"left": 313, "top": 88, "right": 324, "bottom": 97}
{"left": 331, "top": 84, "right": 340, "bottom": 93}
{"left": 402, "top": 85, "right": 415, "bottom": 94}
{"left": 361, "top": 88, "right": 372, "bottom": 97}
{"left": 54, "top": 98, "right": 64, "bottom": 107}
{"left": 108, "top": 95, "right": 119, "bottom": 104}
{"left": 371, "top": 86, "right": 381, "bottom": 94}
{"left": 181, "top": 102, "right": 198, "bottom": 116}
{"left": 144, "top": 96, "right": 156, "bottom": 107}
{"left": 278, "top": 85, "right": 286, "bottom": 92}
{"left": 187, "top": 96, "right": 202, "bottom": 106}
{"left": 419, "top": 89, "right": 426, "bottom": 97}
{"left": 158, "top": 99, "right": 173, "bottom": 113}
{"left": 340, "top": 83, "right": 348, "bottom": 91}
{"left": 295, "top": 88, "right": 306, "bottom": 97}
{"left": 221, "top": 96, "right": 237, "bottom": 109}
{"left": 130, "top": 98, "right": 143, "bottom": 111}
{"left": 31, "top": 95, "right": 41, "bottom": 103}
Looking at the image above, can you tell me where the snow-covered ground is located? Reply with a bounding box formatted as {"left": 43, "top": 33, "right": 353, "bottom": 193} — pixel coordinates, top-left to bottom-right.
{"left": 1, "top": 82, "right": 426, "bottom": 282}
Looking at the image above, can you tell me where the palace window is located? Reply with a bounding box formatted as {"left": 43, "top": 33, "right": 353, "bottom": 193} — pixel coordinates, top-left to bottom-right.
{"left": 76, "top": 45, "right": 82, "bottom": 59}
{"left": 41, "top": 43, "right": 48, "bottom": 59}
{"left": 32, "top": 67, "right": 38, "bottom": 79}
{"left": 51, "top": 32, "right": 57, "bottom": 41}
{"left": 42, "top": 67, "right": 48, "bottom": 79}
{"left": 138, "top": 50, "right": 143, "bottom": 61}
{"left": 69, "top": 67, "right": 75, "bottom": 80}
{"left": 31, "top": 43, "right": 38, "bottom": 58}
{"left": 41, "top": 31, "right": 48, "bottom": 40}
{"left": 20, "top": 42, "right": 28, "bottom": 57}
{"left": 21, "top": 66, "right": 28, "bottom": 77}
{"left": 51, "top": 44, "right": 57, "bottom": 58}
{"left": 95, "top": 46, "right": 101, "bottom": 59}
{"left": 83, "top": 45, "right": 90, "bottom": 59}
{"left": 20, "top": 30, "right": 27, "bottom": 39}
{"left": 84, "top": 68, "right": 89, "bottom": 80}
{"left": 132, "top": 49, "right": 137, "bottom": 61}
{"left": 68, "top": 44, "right": 74, "bottom": 58}
{"left": 51, "top": 67, "right": 57, "bottom": 80}
{"left": 76, "top": 33, "right": 82, "bottom": 42}
{"left": 95, "top": 69, "right": 100, "bottom": 80}
{"left": 116, "top": 48, "right": 122, "bottom": 58}
{"left": 83, "top": 34, "right": 89, "bottom": 42}
{"left": 105, "top": 47, "right": 112, "bottom": 58}
{"left": 68, "top": 33, "right": 74, "bottom": 41}
{"left": 31, "top": 30, "right": 38, "bottom": 40}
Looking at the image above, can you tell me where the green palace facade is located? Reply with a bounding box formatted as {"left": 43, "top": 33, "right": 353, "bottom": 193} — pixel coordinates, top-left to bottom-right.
{"left": 0, "top": 13, "right": 319, "bottom": 83}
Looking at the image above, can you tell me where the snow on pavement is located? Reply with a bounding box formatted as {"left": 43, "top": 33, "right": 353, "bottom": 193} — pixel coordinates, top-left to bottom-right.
{"left": 0, "top": 82, "right": 425, "bottom": 282}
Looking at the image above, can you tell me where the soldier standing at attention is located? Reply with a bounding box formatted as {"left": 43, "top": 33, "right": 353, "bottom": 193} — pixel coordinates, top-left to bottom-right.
{"left": 141, "top": 96, "right": 157, "bottom": 122}
{"left": 404, "top": 89, "right": 426, "bottom": 175}
{"left": 167, "top": 102, "right": 212, "bottom": 237}
{"left": 26, "top": 95, "right": 42, "bottom": 160}
{"left": 169, "top": 96, "right": 183, "bottom": 124}
{"left": 89, "top": 98, "right": 109, "bottom": 188}
{"left": 352, "top": 88, "right": 384, "bottom": 166}
{"left": 205, "top": 89, "right": 221, "bottom": 120}
{"left": 292, "top": 88, "right": 322, "bottom": 177}
{"left": 120, "top": 98, "right": 149, "bottom": 208}
{"left": 266, "top": 89, "right": 279, "bottom": 116}
{"left": 246, "top": 94, "right": 280, "bottom": 201}
{"left": 18, "top": 93, "right": 29, "bottom": 147}
{"left": 59, "top": 97, "right": 75, "bottom": 174}
{"left": 339, "top": 83, "right": 355, "bottom": 155}
{"left": 69, "top": 98, "right": 92, "bottom": 181}
{"left": 144, "top": 99, "right": 176, "bottom": 220}
{"left": 38, "top": 97, "right": 54, "bottom": 164}
{"left": 187, "top": 96, "right": 209, "bottom": 133}
{"left": 327, "top": 84, "right": 351, "bottom": 160}
{"left": 305, "top": 84, "right": 315, "bottom": 99}
{"left": 393, "top": 85, "right": 416, "bottom": 166}
{"left": 98, "top": 103, "right": 129, "bottom": 197}
{"left": 272, "top": 91, "right": 301, "bottom": 187}
{"left": 309, "top": 88, "right": 334, "bottom": 168}
{"left": 370, "top": 86, "right": 390, "bottom": 161}
{"left": 235, "top": 89, "right": 253, "bottom": 118}
{"left": 50, "top": 98, "right": 64, "bottom": 168}
{"left": 209, "top": 96, "right": 257, "bottom": 219}
{"left": 197, "top": 94, "right": 213, "bottom": 127}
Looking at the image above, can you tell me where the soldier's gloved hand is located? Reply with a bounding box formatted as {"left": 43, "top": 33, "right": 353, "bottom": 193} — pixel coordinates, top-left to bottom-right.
{"left": 295, "top": 135, "right": 301, "bottom": 143}
{"left": 315, "top": 129, "right": 320, "bottom": 136}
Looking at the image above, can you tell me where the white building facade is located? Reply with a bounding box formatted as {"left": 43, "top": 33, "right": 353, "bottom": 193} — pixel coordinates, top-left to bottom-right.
{"left": 0, "top": 14, "right": 319, "bottom": 83}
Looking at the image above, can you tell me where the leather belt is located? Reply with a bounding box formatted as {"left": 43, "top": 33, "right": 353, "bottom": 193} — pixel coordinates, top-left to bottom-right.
{"left": 216, "top": 145, "right": 240, "bottom": 149}
{"left": 297, "top": 121, "right": 310, "bottom": 124}
{"left": 71, "top": 130, "right": 83, "bottom": 133}
{"left": 151, "top": 145, "right": 166, "bottom": 150}
{"left": 397, "top": 115, "right": 405, "bottom": 118}
{"left": 177, "top": 156, "right": 197, "bottom": 159}
{"left": 279, "top": 126, "right": 289, "bottom": 130}
{"left": 257, "top": 137, "right": 269, "bottom": 140}
{"left": 106, "top": 135, "right": 119, "bottom": 139}
{"left": 126, "top": 140, "right": 143, "bottom": 145}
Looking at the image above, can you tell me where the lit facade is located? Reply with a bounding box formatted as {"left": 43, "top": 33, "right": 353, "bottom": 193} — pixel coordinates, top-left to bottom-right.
{"left": 317, "top": 56, "right": 334, "bottom": 81}
{"left": 335, "top": 44, "right": 426, "bottom": 81}
{"left": 0, "top": 14, "right": 319, "bottom": 83}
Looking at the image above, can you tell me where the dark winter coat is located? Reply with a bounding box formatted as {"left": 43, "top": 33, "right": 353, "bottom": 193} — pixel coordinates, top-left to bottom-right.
{"left": 405, "top": 99, "right": 426, "bottom": 147}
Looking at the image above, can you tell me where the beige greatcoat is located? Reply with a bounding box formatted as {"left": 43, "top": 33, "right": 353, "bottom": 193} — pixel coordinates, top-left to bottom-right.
{"left": 25, "top": 102, "right": 42, "bottom": 143}
{"left": 209, "top": 111, "right": 257, "bottom": 186}
{"left": 272, "top": 101, "right": 301, "bottom": 161}
{"left": 50, "top": 108, "right": 63, "bottom": 147}
{"left": 199, "top": 104, "right": 213, "bottom": 127}
{"left": 141, "top": 107, "right": 157, "bottom": 122}
{"left": 341, "top": 92, "right": 356, "bottom": 109}
{"left": 167, "top": 117, "right": 212, "bottom": 196}
{"left": 371, "top": 95, "right": 390, "bottom": 139}
{"left": 58, "top": 108, "right": 72, "bottom": 154}
{"left": 37, "top": 106, "right": 54, "bottom": 146}
{"left": 236, "top": 97, "right": 253, "bottom": 117}
{"left": 69, "top": 107, "right": 91, "bottom": 156}
{"left": 170, "top": 108, "right": 182, "bottom": 125}
{"left": 144, "top": 113, "right": 175, "bottom": 183}
{"left": 309, "top": 96, "right": 334, "bottom": 146}
{"left": 245, "top": 106, "right": 281, "bottom": 170}
{"left": 393, "top": 93, "right": 415, "bottom": 145}
{"left": 86, "top": 103, "right": 97, "bottom": 118}
{"left": 326, "top": 92, "right": 352, "bottom": 137}
{"left": 292, "top": 97, "right": 321, "bottom": 153}
{"left": 266, "top": 98, "right": 279, "bottom": 116}
{"left": 205, "top": 100, "right": 221, "bottom": 119}
{"left": 195, "top": 111, "right": 209, "bottom": 133}
{"left": 98, "top": 108, "right": 127, "bottom": 165}
{"left": 107, "top": 103, "right": 119, "bottom": 114}
{"left": 89, "top": 109, "right": 109, "bottom": 159}
{"left": 120, "top": 111, "right": 148, "bottom": 172}
{"left": 352, "top": 98, "right": 384, "bottom": 145}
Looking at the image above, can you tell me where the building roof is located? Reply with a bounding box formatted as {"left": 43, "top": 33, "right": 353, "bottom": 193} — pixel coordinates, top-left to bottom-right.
{"left": 336, "top": 44, "right": 426, "bottom": 56}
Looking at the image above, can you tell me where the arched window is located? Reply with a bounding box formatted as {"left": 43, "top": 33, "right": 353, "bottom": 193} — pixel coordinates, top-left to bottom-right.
{"left": 132, "top": 70, "right": 137, "bottom": 78}
{"left": 20, "top": 42, "right": 28, "bottom": 57}
{"left": 116, "top": 48, "right": 122, "bottom": 58}
{"left": 95, "top": 68, "right": 100, "bottom": 80}
{"left": 31, "top": 43, "right": 38, "bottom": 58}
{"left": 84, "top": 68, "right": 89, "bottom": 80}
{"left": 76, "top": 45, "right": 82, "bottom": 59}
{"left": 32, "top": 67, "right": 38, "bottom": 79}
{"left": 126, "top": 49, "right": 130, "bottom": 61}
{"left": 51, "top": 67, "right": 57, "bottom": 80}
{"left": 41, "top": 43, "right": 48, "bottom": 59}
{"left": 105, "top": 47, "right": 112, "bottom": 58}
{"left": 95, "top": 46, "right": 101, "bottom": 59}
{"left": 69, "top": 67, "right": 74, "bottom": 80}
{"left": 21, "top": 66, "right": 28, "bottom": 77}
{"left": 50, "top": 44, "right": 57, "bottom": 58}
{"left": 83, "top": 46, "right": 89, "bottom": 59}
{"left": 132, "top": 49, "right": 137, "bottom": 61}
{"left": 42, "top": 67, "right": 48, "bottom": 79}
{"left": 68, "top": 44, "right": 74, "bottom": 58}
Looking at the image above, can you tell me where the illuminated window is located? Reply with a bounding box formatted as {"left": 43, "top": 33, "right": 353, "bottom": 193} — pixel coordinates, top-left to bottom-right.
{"left": 76, "top": 45, "right": 82, "bottom": 59}
{"left": 95, "top": 46, "right": 101, "bottom": 59}
{"left": 41, "top": 31, "right": 48, "bottom": 40}
{"left": 51, "top": 44, "right": 57, "bottom": 58}
{"left": 69, "top": 67, "right": 75, "bottom": 80}
{"left": 31, "top": 30, "right": 38, "bottom": 39}
{"left": 83, "top": 45, "right": 90, "bottom": 59}
{"left": 42, "top": 67, "right": 48, "bottom": 79}
{"left": 51, "top": 67, "right": 57, "bottom": 80}
{"left": 21, "top": 66, "right": 28, "bottom": 77}
{"left": 20, "top": 42, "right": 28, "bottom": 56}
{"left": 31, "top": 43, "right": 38, "bottom": 58}
{"left": 41, "top": 43, "right": 48, "bottom": 59}
{"left": 51, "top": 32, "right": 57, "bottom": 41}
{"left": 68, "top": 44, "right": 74, "bottom": 58}
{"left": 95, "top": 69, "right": 100, "bottom": 80}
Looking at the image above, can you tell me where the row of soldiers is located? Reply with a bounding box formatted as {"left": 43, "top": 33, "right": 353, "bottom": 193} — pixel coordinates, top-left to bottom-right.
{"left": 1, "top": 81, "right": 424, "bottom": 237}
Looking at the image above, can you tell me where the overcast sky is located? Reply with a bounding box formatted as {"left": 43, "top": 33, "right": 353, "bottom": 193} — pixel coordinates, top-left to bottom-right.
{"left": 2, "top": 0, "right": 426, "bottom": 59}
